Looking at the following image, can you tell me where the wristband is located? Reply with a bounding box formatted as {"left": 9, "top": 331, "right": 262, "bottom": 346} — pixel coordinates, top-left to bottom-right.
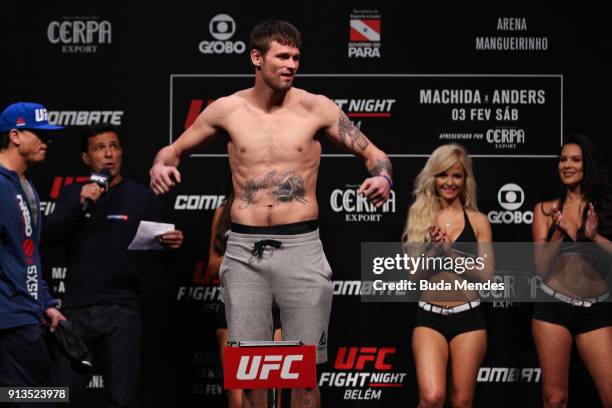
{"left": 378, "top": 174, "right": 393, "bottom": 188}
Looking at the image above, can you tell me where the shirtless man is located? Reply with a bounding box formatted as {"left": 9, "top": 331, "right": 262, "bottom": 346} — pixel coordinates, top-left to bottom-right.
{"left": 150, "top": 20, "right": 392, "bottom": 408}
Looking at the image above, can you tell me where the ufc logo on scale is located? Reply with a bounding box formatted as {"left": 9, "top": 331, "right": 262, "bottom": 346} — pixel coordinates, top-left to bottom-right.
{"left": 237, "top": 355, "right": 303, "bottom": 380}
{"left": 224, "top": 346, "right": 316, "bottom": 389}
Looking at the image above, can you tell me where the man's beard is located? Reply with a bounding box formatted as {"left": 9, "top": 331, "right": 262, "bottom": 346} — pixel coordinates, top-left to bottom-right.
{"left": 263, "top": 74, "right": 292, "bottom": 92}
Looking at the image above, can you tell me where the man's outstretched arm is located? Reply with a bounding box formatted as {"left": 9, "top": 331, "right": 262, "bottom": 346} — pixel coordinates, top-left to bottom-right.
{"left": 318, "top": 96, "right": 392, "bottom": 207}
{"left": 150, "top": 97, "right": 232, "bottom": 194}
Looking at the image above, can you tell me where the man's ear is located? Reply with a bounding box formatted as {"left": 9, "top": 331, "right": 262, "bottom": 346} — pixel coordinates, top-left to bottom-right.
{"left": 250, "top": 49, "right": 262, "bottom": 69}
{"left": 81, "top": 152, "right": 90, "bottom": 166}
{"left": 9, "top": 129, "right": 21, "bottom": 147}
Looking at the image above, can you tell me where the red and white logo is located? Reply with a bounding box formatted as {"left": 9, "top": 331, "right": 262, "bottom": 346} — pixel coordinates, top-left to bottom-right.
{"left": 335, "top": 347, "right": 394, "bottom": 371}
{"left": 348, "top": 10, "right": 382, "bottom": 58}
{"left": 224, "top": 346, "right": 316, "bottom": 389}
{"left": 319, "top": 346, "right": 405, "bottom": 400}
{"left": 22, "top": 239, "right": 35, "bottom": 258}
{"left": 107, "top": 214, "right": 128, "bottom": 221}
{"left": 16, "top": 117, "right": 25, "bottom": 127}
{"left": 350, "top": 19, "right": 381, "bottom": 42}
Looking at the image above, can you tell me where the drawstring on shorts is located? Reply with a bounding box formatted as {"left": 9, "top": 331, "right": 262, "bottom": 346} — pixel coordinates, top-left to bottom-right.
{"left": 251, "top": 239, "right": 282, "bottom": 259}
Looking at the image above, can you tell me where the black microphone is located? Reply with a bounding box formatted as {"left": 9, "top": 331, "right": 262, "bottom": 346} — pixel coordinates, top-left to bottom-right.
{"left": 82, "top": 168, "right": 111, "bottom": 215}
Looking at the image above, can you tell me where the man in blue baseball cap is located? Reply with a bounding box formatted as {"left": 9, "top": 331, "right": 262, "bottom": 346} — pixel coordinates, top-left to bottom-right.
{"left": 0, "top": 101, "right": 67, "bottom": 390}
{"left": 0, "top": 101, "right": 64, "bottom": 132}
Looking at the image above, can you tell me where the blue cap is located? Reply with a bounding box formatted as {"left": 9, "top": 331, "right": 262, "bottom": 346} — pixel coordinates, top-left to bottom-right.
{"left": 0, "top": 102, "right": 64, "bottom": 132}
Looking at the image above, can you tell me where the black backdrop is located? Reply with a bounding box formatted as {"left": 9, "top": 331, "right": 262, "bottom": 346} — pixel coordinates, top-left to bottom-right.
{"left": 2, "top": 2, "right": 612, "bottom": 407}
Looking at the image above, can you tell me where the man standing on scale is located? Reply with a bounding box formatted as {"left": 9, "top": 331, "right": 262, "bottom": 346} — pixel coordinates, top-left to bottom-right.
{"left": 150, "top": 20, "right": 392, "bottom": 407}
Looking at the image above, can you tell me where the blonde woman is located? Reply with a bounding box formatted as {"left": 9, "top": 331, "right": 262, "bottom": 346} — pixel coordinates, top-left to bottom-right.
{"left": 402, "top": 144, "right": 493, "bottom": 408}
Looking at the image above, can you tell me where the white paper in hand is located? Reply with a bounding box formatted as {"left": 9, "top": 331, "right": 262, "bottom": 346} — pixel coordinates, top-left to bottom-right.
{"left": 128, "top": 221, "right": 175, "bottom": 250}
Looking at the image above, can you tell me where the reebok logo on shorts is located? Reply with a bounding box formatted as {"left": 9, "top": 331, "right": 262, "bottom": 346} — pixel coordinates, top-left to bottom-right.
{"left": 319, "top": 331, "right": 327, "bottom": 347}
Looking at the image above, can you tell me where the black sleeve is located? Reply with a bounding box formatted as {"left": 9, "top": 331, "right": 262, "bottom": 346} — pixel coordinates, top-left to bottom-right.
{"left": 144, "top": 190, "right": 163, "bottom": 223}
{"left": 44, "top": 186, "right": 83, "bottom": 248}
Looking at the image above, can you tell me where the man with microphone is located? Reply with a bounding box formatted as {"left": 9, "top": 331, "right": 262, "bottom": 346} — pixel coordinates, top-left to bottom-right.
{"left": 45, "top": 123, "right": 183, "bottom": 407}
{"left": 80, "top": 167, "right": 110, "bottom": 216}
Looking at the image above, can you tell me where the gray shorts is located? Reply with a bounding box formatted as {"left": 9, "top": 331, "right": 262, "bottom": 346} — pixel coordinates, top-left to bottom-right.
{"left": 220, "top": 228, "right": 333, "bottom": 364}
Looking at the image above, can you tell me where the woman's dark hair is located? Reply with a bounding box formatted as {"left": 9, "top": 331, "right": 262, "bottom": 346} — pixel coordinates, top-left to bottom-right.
{"left": 559, "top": 133, "right": 612, "bottom": 240}
{"left": 213, "top": 179, "right": 234, "bottom": 255}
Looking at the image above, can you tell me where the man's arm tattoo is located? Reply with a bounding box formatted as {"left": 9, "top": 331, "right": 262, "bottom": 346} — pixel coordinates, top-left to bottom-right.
{"left": 338, "top": 111, "right": 370, "bottom": 151}
{"left": 371, "top": 158, "right": 393, "bottom": 177}
{"left": 239, "top": 170, "right": 308, "bottom": 208}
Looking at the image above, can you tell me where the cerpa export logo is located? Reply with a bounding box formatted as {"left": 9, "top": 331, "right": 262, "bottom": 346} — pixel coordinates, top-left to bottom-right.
{"left": 47, "top": 17, "right": 112, "bottom": 53}
{"left": 330, "top": 184, "right": 396, "bottom": 223}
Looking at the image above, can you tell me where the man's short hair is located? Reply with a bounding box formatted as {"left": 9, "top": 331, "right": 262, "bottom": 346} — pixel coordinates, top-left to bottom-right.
{"left": 81, "top": 123, "right": 120, "bottom": 153}
{"left": 249, "top": 20, "right": 301, "bottom": 54}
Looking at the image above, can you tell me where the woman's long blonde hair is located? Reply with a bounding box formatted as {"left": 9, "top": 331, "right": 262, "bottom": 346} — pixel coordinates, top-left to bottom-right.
{"left": 402, "top": 144, "right": 479, "bottom": 243}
